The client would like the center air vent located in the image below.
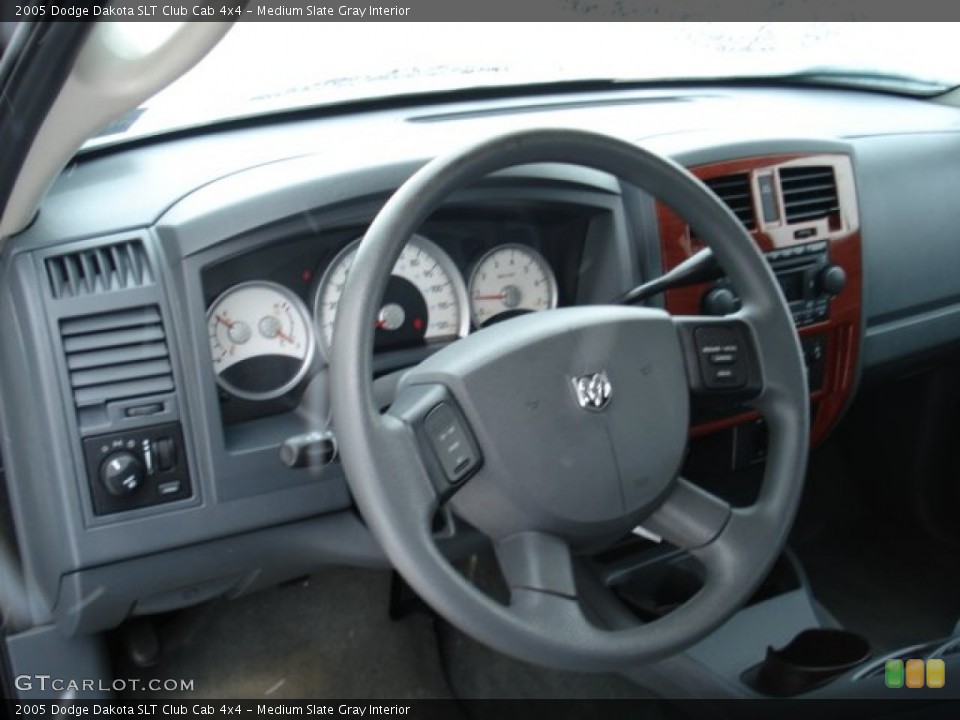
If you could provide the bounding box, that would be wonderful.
[703,173,756,231]
[779,166,840,224]
[60,306,174,411]
[46,240,153,299]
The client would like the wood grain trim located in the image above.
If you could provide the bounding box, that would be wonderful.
[660,154,862,446]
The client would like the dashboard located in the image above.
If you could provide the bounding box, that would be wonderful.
[2,84,960,636]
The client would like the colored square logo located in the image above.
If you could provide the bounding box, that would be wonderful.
[885,659,904,688]
[906,658,925,688]
[927,659,945,689]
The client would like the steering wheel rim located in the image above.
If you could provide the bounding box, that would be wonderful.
[329,128,809,672]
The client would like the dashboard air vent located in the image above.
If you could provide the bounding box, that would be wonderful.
[703,174,756,231]
[46,240,153,299]
[60,306,174,409]
[779,166,839,224]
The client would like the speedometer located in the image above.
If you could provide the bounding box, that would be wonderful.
[314,235,468,359]
[207,281,315,401]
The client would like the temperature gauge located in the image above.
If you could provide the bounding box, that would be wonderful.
[207,281,316,401]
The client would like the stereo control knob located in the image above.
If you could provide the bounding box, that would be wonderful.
[818,264,847,296]
[701,286,740,316]
[100,451,144,497]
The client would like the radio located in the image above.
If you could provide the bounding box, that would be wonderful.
[702,241,846,327]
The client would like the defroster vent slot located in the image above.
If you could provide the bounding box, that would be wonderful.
[60,306,174,411]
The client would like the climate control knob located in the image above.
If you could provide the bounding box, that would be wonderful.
[701,286,741,316]
[100,451,144,497]
[818,264,847,296]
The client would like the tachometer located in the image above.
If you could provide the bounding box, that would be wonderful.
[468,244,557,327]
[314,235,468,358]
[208,281,315,400]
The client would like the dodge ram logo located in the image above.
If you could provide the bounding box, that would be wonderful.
[573,371,612,411]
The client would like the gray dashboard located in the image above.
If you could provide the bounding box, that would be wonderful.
[1,84,959,635]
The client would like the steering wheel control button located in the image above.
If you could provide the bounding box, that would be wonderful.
[708,353,736,365]
[100,452,144,497]
[694,326,748,390]
[424,403,478,484]
[83,423,192,515]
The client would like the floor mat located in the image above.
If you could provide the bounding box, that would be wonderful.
[116,567,454,699]
[437,621,660,702]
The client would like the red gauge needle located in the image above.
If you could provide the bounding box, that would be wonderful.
[277,329,294,344]
[375,320,387,329]
[215,314,235,328]
[474,294,506,301]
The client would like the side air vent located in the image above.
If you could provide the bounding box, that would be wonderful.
[779,166,840,224]
[46,240,153,299]
[703,174,756,231]
[60,306,174,410]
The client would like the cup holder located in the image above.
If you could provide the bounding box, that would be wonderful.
[743,628,871,697]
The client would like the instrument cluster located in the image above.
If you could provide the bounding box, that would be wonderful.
[204,224,573,409]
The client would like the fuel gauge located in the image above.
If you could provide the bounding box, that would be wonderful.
[207,281,316,401]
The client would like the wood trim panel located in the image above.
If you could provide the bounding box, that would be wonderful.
[659,154,862,446]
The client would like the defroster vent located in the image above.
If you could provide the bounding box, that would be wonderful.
[780,166,840,224]
[704,173,756,231]
[60,306,174,410]
[46,240,153,299]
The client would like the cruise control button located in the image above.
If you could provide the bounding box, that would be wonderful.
[709,366,746,386]
[424,403,477,484]
[694,326,749,390]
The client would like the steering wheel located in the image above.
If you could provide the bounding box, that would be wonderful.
[329,128,809,671]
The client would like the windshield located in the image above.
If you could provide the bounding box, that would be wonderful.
[88,21,960,148]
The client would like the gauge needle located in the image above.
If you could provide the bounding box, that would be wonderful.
[375,319,386,329]
[215,314,235,328]
[474,294,506,301]
[277,329,294,344]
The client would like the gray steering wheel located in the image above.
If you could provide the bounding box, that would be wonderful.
[329,128,809,671]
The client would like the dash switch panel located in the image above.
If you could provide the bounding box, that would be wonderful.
[83,422,191,516]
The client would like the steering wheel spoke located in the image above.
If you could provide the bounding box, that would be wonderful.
[640,477,732,550]
[495,530,577,598]
[494,531,607,644]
